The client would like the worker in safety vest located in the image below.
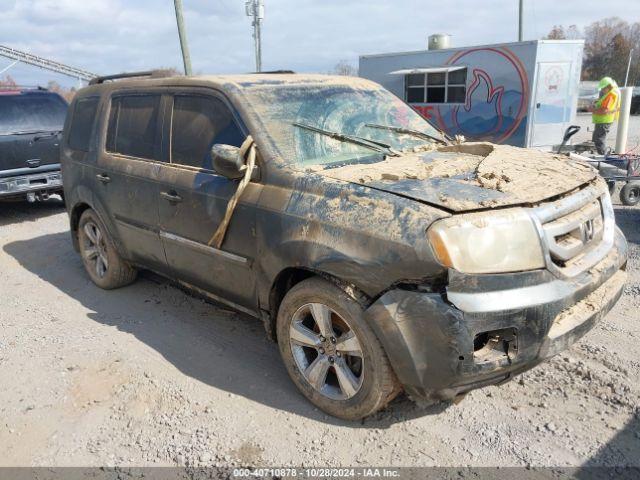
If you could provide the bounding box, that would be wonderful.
[591,77,621,155]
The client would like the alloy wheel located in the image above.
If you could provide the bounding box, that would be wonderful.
[289,303,364,400]
[82,221,109,278]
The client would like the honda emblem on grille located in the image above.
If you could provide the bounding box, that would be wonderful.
[581,219,595,243]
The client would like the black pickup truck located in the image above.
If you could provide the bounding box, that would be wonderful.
[0,87,68,201]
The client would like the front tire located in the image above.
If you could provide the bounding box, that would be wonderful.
[276,277,400,420]
[78,209,137,289]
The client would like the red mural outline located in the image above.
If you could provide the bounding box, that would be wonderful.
[444,46,529,143]
[451,68,505,138]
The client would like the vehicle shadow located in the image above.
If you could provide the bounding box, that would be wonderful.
[3,231,450,427]
[614,206,640,246]
[0,197,65,227]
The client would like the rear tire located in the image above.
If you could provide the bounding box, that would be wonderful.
[78,209,137,289]
[620,183,640,206]
[276,277,400,420]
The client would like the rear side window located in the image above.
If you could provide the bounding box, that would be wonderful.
[106,95,160,160]
[170,95,244,169]
[0,93,67,135]
[68,97,99,151]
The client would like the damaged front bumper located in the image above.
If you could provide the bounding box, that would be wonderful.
[365,228,628,402]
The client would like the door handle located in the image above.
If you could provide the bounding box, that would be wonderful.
[96,173,111,183]
[160,191,183,203]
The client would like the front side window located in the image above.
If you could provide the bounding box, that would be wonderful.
[68,97,99,151]
[170,95,244,169]
[405,68,467,104]
[106,95,160,160]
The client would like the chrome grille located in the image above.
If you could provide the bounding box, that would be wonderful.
[531,183,614,277]
[543,200,603,262]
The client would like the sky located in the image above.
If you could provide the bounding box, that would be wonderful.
[2,0,640,88]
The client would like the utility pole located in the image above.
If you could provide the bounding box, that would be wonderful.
[245,0,264,72]
[518,0,524,42]
[173,0,193,76]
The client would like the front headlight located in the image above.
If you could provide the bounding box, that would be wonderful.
[427,209,545,274]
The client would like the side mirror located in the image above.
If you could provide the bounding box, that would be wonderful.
[211,144,246,179]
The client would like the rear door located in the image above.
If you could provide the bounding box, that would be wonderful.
[157,91,261,311]
[0,92,67,174]
[94,92,168,273]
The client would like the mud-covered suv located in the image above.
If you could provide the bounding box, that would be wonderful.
[0,87,67,201]
[61,73,627,420]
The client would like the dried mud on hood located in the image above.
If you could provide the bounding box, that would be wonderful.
[316,142,597,212]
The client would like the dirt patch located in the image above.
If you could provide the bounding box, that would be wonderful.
[321,152,481,184]
[317,142,598,211]
[0,200,639,469]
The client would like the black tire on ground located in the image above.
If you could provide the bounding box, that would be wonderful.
[620,183,640,206]
[607,181,616,196]
[276,277,400,420]
[78,209,137,289]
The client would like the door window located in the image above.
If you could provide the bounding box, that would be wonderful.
[68,97,100,151]
[106,95,161,160]
[170,95,244,169]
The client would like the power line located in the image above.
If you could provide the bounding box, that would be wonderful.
[0,45,97,81]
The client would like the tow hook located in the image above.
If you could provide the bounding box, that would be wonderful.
[499,329,518,364]
[474,328,518,364]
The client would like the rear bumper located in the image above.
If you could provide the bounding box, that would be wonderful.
[365,228,628,401]
[0,168,63,199]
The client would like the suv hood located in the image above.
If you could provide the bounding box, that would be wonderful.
[316,143,597,212]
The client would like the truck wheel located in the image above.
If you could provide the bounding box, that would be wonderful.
[78,209,137,289]
[276,277,400,420]
[620,183,640,206]
[607,181,616,196]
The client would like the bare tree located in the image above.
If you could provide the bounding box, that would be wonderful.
[0,75,17,87]
[46,80,76,102]
[546,25,567,39]
[583,17,638,85]
[331,60,357,76]
[151,67,182,78]
[544,18,639,86]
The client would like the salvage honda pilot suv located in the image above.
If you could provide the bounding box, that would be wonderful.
[61,72,627,420]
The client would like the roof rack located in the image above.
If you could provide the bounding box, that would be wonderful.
[253,70,295,74]
[89,70,162,85]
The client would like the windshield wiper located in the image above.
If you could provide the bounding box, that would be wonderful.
[365,123,450,145]
[9,129,62,136]
[293,122,399,156]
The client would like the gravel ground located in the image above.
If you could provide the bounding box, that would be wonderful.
[572,113,640,153]
[0,197,638,469]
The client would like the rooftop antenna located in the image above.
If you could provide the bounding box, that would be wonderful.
[245,0,264,72]
[173,0,193,75]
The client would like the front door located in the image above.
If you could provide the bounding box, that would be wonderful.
[157,92,261,312]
